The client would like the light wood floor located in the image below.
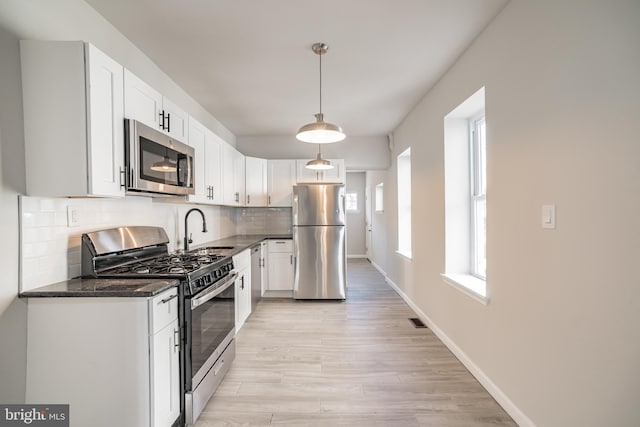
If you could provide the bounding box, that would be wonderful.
[195,259,516,426]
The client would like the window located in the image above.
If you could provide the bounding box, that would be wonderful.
[397,148,411,259]
[471,116,486,279]
[345,192,358,212]
[375,183,384,212]
[443,87,487,303]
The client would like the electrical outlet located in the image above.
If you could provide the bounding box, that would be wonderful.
[67,205,79,227]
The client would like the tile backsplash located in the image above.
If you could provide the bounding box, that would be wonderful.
[235,207,292,235]
[19,196,290,291]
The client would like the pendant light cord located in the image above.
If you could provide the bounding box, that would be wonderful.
[318,50,323,115]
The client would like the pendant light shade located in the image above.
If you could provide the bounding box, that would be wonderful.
[297,113,345,144]
[296,43,345,144]
[150,155,177,172]
[306,144,334,170]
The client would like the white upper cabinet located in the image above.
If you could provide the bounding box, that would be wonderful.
[245,157,268,207]
[186,117,208,203]
[267,160,296,207]
[187,117,223,205]
[221,143,245,206]
[20,41,125,197]
[124,70,188,143]
[205,131,224,205]
[296,159,345,183]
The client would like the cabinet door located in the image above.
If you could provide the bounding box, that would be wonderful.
[234,149,246,206]
[162,97,189,143]
[296,159,345,183]
[221,143,236,205]
[235,269,251,331]
[295,159,319,183]
[86,44,125,197]
[222,144,245,206]
[319,159,345,183]
[267,252,294,291]
[205,131,223,204]
[267,160,296,207]
[187,117,208,203]
[245,157,267,207]
[150,319,180,427]
[124,69,163,130]
[260,242,268,296]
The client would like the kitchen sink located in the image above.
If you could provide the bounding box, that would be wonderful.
[190,246,236,256]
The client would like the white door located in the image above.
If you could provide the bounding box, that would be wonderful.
[161,97,188,143]
[205,131,223,204]
[267,160,296,207]
[245,157,267,206]
[233,149,246,206]
[124,69,162,129]
[86,44,125,197]
[221,143,236,205]
[187,117,208,203]
[267,252,294,291]
[365,179,372,260]
[150,320,180,427]
[235,269,251,331]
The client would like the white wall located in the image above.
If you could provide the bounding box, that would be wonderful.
[19,197,238,292]
[236,135,390,171]
[0,0,237,403]
[370,0,640,426]
[345,172,366,257]
[0,23,27,404]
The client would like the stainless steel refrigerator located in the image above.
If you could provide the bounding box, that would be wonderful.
[292,183,346,299]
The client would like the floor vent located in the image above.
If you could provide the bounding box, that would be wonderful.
[409,318,427,328]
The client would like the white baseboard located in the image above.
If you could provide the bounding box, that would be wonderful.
[370,260,385,277]
[380,271,534,427]
[347,254,367,259]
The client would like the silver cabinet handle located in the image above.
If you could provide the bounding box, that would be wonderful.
[268,195,271,205]
[173,329,180,352]
[247,194,250,204]
[161,293,178,304]
[119,167,126,188]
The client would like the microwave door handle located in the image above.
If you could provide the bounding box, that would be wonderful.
[191,272,237,309]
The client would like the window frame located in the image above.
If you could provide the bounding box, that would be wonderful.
[470,115,486,280]
[397,148,412,259]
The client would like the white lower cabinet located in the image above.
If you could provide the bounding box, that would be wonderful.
[233,249,252,331]
[25,288,180,427]
[265,239,294,293]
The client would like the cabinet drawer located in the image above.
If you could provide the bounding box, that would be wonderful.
[150,287,179,334]
[268,239,292,253]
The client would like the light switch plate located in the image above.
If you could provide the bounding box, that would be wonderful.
[542,204,556,229]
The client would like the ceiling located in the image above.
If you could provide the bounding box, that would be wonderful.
[85,0,508,138]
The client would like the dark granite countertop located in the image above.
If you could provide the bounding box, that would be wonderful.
[19,278,179,298]
[20,234,291,299]
[190,234,292,257]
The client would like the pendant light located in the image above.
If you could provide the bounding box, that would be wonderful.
[306,144,334,170]
[296,43,345,144]
[150,150,177,172]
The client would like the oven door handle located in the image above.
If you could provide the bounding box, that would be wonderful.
[191,272,237,310]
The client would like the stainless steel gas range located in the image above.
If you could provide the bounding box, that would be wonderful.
[81,226,236,426]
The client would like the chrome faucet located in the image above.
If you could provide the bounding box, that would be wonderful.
[184,208,207,252]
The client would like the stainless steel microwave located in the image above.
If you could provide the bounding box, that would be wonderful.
[125,119,195,196]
